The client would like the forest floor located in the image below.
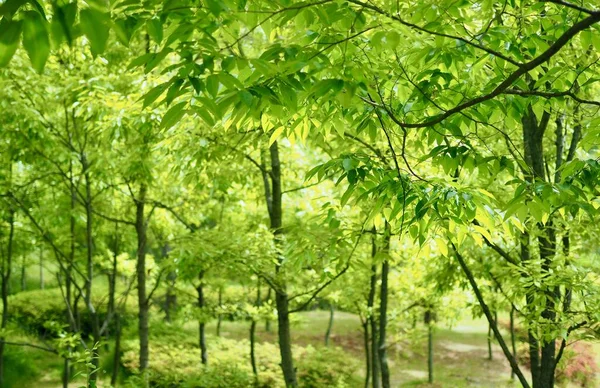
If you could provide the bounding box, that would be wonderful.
[13,310,599,387]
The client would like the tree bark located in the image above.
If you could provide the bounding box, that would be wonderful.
[216,285,223,336]
[20,257,26,291]
[197,271,208,365]
[268,141,297,387]
[510,306,516,380]
[325,303,334,346]
[135,183,149,376]
[0,206,15,387]
[368,230,380,388]
[111,312,121,387]
[250,282,261,377]
[83,157,101,385]
[362,318,371,388]
[488,322,493,360]
[39,247,44,290]
[425,310,434,384]
[378,225,391,388]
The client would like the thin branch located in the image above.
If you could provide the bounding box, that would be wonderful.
[541,0,598,15]
[2,341,58,354]
[504,88,600,107]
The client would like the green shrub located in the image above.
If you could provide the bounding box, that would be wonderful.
[8,286,137,338]
[121,327,360,388]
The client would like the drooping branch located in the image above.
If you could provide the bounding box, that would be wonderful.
[451,244,530,388]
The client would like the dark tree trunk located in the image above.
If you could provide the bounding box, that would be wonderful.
[488,323,493,360]
[265,287,272,332]
[82,157,101,386]
[368,230,380,388]
[135,183,149,375]
[510,306,516,380]
[165,271,177,323]
[216,285,223,336]
[39,247,44,290]
[250,282,261,377]
[0,207,15,387]
[325,303,334,346]
[362,318,371,388]
[267,141,297,387]
[197,271,208,365]
[111,312,121,387]
[522,106,559,388]
[378,226,391,388]
[425,311,433,384]
[20,258,26,291]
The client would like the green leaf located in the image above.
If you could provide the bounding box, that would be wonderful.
[142,82,170,108]
[0,18,23,67]
[146,18,163,44]
[80,8,109,56]
[161,102,187,129]
[22,11,50,73]
[269,126,284,145]
[206,75,219,98]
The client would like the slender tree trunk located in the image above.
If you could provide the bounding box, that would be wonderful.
[0,207,15,387]
[267,141,297,387]
[362,318,371,388]
[20,258,26,291]
[510,306,516,380]
[265,287,272,332]
[197,271,208,365]
[250,282,261,377]
[83,157,101,386]
[378,225,391,388]
[368,230,380,388]
[165,271,177,323]
[111,312,121,387]
[135,183,149,376]
[216,285,223,336]
[325,303,334,346]
[488,323,493,360]
[426,312,433,384]
[39,247,44,290]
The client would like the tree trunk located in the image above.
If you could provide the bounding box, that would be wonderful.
[265,287,272,332]
[165,271,177,323]
[488,323,493,360]
[368,231,380,388]
[378,226,391,388]
[197,271,208,365]
[250,283,260,377]
[250,319,258,375]
[522,106,559,388]
[135,183,149,376]
[0,207,15,387]
[267,141,297,387]
[510,306,516,380]
[39,247,44,290]
[20,258,26,291]
[325,303,334,346]
[216,285,223,336]
[362,319,371,388]
[111,312,121,387]
[83,157,101,386]
[427,313,433,384]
